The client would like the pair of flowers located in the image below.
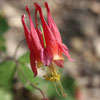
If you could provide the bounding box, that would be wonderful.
[21,2,73,77]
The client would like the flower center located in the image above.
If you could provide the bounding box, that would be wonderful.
[44,63,61,82]
[44,72,61,82]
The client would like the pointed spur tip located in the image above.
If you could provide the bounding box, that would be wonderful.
[21,15,26,20]
[44,2,49,10]
[26,6,30,14]
[44,2,48,7]
[34,2,41,9]
[34,2,38,6]
[70,58,75,62]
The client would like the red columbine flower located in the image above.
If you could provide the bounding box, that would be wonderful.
[22,2,74,97]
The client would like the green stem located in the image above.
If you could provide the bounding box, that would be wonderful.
[13,39,25,59]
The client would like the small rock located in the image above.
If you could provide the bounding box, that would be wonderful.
[90,2,100,15]
[92,75,100,88]
[93,37,100,58]
[71,37,84,52]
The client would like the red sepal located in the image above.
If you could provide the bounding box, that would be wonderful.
[21,15,32,51]
[26,6,42,54]
[54,60,64,67]
[30,51,37,76]
[59,43,74,61]
[45,2,62,43]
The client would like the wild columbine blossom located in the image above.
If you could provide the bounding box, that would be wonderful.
[21,2,73,97]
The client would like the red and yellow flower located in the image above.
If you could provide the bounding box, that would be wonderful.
[21,2,73,97]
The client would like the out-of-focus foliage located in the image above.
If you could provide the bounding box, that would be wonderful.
[0,13,8,52]
[0,60,16,88]
[0,60,16,100]
[0,13,9,35]
[62,76,76,98]
[0,88,13,100]
[0,36,6,52]
[19,52,30,64]
[18,63,35,92]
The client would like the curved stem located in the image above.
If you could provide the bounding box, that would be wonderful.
[13,39,25,59]
[30,81,46,99]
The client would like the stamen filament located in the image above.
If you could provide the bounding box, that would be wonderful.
[58,80,67,97]
[54,82,62,97]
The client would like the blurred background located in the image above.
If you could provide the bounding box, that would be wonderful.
[0,0,100,100]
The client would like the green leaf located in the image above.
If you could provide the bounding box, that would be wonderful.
[19,52,30,64]
[46,82,57,97]
[0,36,6,52]
[0,13,9,35]
[59,96,74,100]
[18,63,44,91]
[0,60,16,88]
[62,75,76,98]
[0,88,13,100]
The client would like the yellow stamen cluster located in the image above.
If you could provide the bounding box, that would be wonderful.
[44,63,61,82]
[44,72,61,82]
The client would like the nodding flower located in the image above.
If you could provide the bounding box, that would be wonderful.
[21,2,74,97]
